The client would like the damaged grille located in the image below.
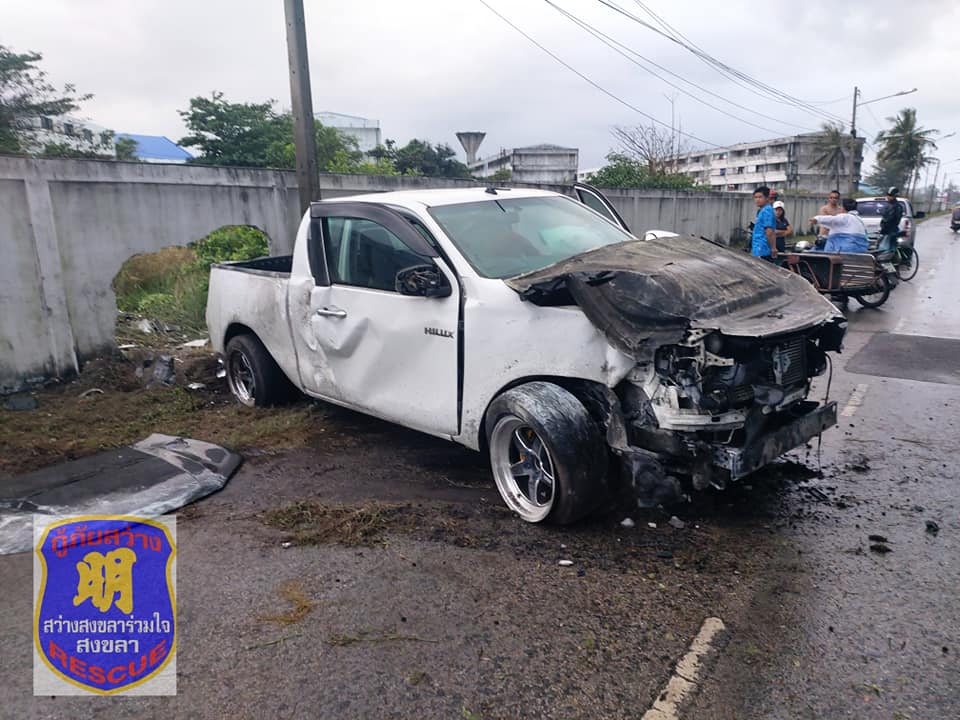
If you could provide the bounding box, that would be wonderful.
[770,335,806,387]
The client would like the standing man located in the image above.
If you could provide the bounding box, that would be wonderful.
[816,189,842,244]
[878,187,904,252]
[751,186,778,261]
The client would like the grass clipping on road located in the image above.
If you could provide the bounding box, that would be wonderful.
[263,500,413,547]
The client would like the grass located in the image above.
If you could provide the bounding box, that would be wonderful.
[262,500,414,547]
[258,581,315,626]
[112,225,269,335]
[0,356,324,477]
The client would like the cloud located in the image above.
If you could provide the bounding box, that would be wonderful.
[3,0,957,170]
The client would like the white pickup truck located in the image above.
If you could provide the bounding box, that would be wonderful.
[207,184,846,523]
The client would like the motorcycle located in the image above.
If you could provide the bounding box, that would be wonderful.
[951,206,960,233]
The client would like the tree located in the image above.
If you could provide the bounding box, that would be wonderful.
[115,136,139,161]
[326,149,399,175]
[178,92,361,170]
[590,152,696,190]
[0,44,91,154]
[810,123,848,191]
[872,108,937,195]
[612,122,690,174]
[371,138,470,178]
[489,168,512,182]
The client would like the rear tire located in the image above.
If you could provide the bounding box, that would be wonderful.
[896,246,919,281]
[853,274,891,308]
[485,382,607,524]
[224,334,291,407]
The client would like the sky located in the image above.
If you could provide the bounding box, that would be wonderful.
[3,0,959,184]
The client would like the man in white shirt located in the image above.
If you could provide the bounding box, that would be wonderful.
[808,199,868,253]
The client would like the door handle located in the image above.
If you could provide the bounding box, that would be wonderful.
[315,307,347,319]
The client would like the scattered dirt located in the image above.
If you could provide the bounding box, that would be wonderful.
[0,349,324,479]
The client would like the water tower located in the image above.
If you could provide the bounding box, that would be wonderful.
[456,132,486,165]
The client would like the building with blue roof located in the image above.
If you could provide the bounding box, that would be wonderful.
[114,134,195,164]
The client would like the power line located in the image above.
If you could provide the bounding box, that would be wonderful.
[598,0,846,125]
[544,0,817,135]
[475,0,720,147]
[629,0,846,121]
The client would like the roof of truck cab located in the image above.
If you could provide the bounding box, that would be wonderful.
[320,187,562,209]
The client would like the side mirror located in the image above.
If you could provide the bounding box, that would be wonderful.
[395,264,452,298]
[913,210,926,219]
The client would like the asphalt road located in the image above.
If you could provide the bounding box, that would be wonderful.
[688,213,960,719]
[1,215,957,719]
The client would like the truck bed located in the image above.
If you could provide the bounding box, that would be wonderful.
[205,257,299,385]
[216,255,292,276]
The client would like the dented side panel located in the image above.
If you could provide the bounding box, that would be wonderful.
[455,277,637,451]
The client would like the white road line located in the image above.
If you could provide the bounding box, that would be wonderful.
[641,617,727,720]
[840,383,870,417]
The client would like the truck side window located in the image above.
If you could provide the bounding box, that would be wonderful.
[323,217,432,292]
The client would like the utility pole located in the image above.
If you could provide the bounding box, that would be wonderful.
[847,86,859,197]
[284,0,319,213]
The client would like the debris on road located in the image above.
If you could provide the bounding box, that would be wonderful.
[136,318,155,334]
[620,518,636,528]
[187,382,206,391]
[868,534,889,543]
[648,522,658,529]
[925,520,940,535]
[78,388,104,399]
[669,515,686,529]
[847,455,870,472]
[558,559,574,567]
[182,338,209,348]
[869,543,893,554]
[0,434,242,555]
[3,394,37,411]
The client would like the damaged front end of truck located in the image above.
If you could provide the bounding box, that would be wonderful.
[507,236,847,506]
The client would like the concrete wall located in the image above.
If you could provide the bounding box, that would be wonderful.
[0,155,825,392]
[601,188,826,246]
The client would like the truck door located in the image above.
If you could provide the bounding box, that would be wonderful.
[573,183,631,232]
[297,202,460,438]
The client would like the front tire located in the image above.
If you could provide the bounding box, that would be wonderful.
[485,382,607,524]
[224,334,290,407]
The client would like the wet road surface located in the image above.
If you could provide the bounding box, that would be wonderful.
[0,216,957,719]
[687,213,960,719]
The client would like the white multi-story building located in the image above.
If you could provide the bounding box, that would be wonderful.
[315,111,382,154]
[469,144,579,185]
[675,132,865,194]
[18,115,116,156]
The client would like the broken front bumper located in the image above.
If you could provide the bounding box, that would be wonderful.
[713,401,837,480]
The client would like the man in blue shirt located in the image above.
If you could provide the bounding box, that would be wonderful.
[751,186,777,261]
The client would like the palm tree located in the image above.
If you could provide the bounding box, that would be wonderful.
[874,108,937,194]
[811,123,848,191]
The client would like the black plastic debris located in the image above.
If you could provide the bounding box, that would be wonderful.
[0,434,242,555]
[3,394,38,411]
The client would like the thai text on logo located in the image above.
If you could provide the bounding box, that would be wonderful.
[34,516,176,695]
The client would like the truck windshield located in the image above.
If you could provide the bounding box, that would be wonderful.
[428,195,633,278]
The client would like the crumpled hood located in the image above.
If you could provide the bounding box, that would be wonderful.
[505,237,842,361]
